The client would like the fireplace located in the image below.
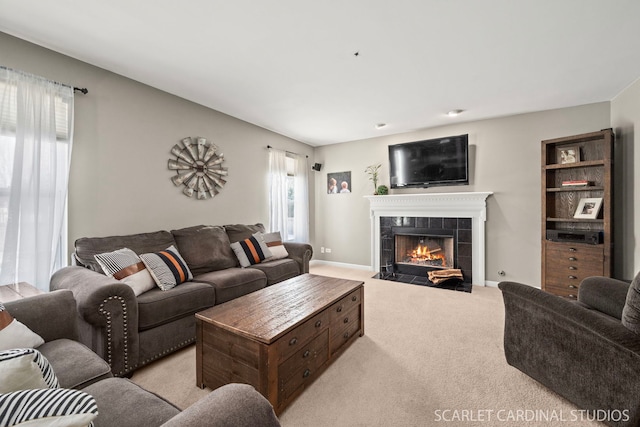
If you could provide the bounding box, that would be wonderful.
[365,193,493,286]
[394,231,454,271]
[384,220,469,281]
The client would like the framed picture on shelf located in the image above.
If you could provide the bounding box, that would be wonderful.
[556,146,580,164]
[574,197,603,219]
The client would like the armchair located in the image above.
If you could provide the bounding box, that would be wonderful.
[499,275,640,427]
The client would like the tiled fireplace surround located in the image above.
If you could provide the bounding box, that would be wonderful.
[365,192,493,286]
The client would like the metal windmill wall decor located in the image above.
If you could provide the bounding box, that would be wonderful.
[168,137,227,199]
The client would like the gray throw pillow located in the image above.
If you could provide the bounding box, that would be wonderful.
[170,225,237,275]
[621,271,640,334]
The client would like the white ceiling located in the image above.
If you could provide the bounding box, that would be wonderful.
[1,1,640,146]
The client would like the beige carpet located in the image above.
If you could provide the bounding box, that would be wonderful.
[131,264,603,426]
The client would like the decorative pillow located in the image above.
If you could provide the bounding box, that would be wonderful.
[622,271,640,334]
[94,248,156,296]
[0,388,98,427]
[0,348,59,393]
[230,232,273,267]
[140,245,193,291]
[170,225,237,274]
[0,303,44,351]
[262,231,289,261]
[224,223,266,243]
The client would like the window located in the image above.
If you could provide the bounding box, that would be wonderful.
[0,68,74,290]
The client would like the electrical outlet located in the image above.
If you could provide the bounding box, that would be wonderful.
[320,247,325,253]
[325,248,332,253]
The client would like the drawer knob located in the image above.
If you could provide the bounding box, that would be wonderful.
[569,247,577,252]
[568,285,577,289]
[303,350,310,358]
[568,294,577,299]
[289,337,297,346]
[336,306,343,313]
[568,257,577,261]
[568,275,577,280]
[303,369,311,378]
[343,332,349,339]
[351,296,357,302]
[568,266,576,270]
[344,317,349,324]
[315,320,322,328]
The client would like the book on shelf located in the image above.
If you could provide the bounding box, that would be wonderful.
[561,180,591,187]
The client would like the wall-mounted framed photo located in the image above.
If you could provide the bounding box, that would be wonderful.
[556,146,580,164]
[327,171,351,194]
[574,197,603,219]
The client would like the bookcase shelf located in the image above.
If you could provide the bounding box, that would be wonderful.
[541,129,613,299]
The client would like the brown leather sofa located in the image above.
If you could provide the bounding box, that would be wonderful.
[50,223,312,376]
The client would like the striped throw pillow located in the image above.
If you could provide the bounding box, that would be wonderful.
[0,388,98,427]
[0,348,59,393]
[140,245,193,291]
[230,232,273,267]
[94,248,156,296]
[262,231,289,261]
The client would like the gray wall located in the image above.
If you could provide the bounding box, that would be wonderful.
[3,31,638,284]
[313,103,613,285]
[611,77,640,279]
[0,32,315,259]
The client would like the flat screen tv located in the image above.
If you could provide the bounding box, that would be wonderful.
[389,134,469,188]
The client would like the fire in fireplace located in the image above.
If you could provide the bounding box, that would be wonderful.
[395,234,454,270]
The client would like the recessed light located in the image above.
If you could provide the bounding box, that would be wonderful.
[375,123,387,129]
[447,109,464,117]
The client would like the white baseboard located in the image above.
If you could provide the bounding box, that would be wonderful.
[485,280,500,288]
[310,260,373,271]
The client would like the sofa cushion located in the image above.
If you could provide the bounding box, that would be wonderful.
[75,231,177,272]
[622,271,640,334]
[230,232,273,267]
[193,268,266,304]
[249,259,300,286]
[140,245,193,291]
[0,388,98,427]
[171,225,237,274]
[94,247,156,296]
[83,378,179,427]
[38,339,112,389]
[224,223,266,244]
[137,282,215,331]
[0,348,59,393]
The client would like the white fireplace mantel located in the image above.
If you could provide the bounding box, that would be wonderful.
[364,192,493,286]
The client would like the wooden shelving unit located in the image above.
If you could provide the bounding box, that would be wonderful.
[541,129,613,299]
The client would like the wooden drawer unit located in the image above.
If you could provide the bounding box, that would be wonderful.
[543,241,604,299]
[196,274,364,415]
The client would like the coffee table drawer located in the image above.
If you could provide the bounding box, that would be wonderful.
[330,305,361,355]
[275,310,328,363]
[329,288,361,322]
[278,330,329,403]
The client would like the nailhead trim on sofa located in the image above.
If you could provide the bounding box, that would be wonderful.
[98,295,129,376]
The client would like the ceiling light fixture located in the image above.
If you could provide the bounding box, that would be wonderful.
[375,123,387,129]
[447,109,464,117]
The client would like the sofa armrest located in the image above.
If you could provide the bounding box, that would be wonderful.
[499,281,640,424]
[5,290,78,342]
[283,242,313,274]
[578,276,631,320]
[50,266,139,377]
[160,384,281,427]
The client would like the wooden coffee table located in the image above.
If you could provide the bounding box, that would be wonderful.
[195,273,364,414]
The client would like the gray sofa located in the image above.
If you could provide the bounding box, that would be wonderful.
[499,275,640,427]
[50,223,312,376]
[4,290,281,427]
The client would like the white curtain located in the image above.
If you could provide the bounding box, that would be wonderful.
[268,148,288,238]
[291,153,309,242]
[268,148,309,242]
[0,68,74,291]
